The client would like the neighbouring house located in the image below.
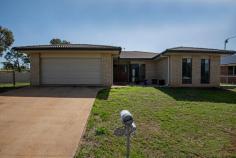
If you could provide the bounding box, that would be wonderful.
[220,54,236,84]
[13,44,236,87]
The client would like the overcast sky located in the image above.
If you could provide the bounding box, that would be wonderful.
[1,0,236,66]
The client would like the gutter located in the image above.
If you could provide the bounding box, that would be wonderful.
[13,47,122,51]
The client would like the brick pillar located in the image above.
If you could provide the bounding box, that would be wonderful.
[30,53,40,86]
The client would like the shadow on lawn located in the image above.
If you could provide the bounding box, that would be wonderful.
[0,86,28,94]
[156,87,236,104]
[221,85,236,91]
[96,88,111,100]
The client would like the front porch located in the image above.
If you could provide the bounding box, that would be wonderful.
[113,59,167,85]
[113,62,145,84]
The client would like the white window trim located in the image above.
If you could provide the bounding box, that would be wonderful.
[228,66,236,76]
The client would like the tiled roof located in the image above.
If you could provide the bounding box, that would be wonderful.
[13,44,122,51]
[164,47,236,54]
[13,45,236,60]
[221,54,236,65]
[120,51,158,59]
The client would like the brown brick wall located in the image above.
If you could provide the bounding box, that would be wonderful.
[220,65,236,84]
[220,77,227,83]
[221,76,236,84]
[228,77,236,84]
[220,66,228,76]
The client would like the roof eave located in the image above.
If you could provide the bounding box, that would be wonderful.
[152,49,236,60]
[119,58,154,60]
[165,49,236,55]
[12,47,122,55]
[13,47,121,51]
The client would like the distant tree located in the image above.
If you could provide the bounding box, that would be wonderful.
[2,49,29,72]
[61,40,70,44]
[50,38,70,44]
[50,38,62,44]
[0,26,14,55]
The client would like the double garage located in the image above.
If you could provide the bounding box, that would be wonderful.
[14,45,121,86]
[41,57,102,85]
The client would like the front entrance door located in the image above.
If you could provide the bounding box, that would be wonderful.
[113,64,129,83]
[131,64,139,83]
[114,63,146,84]
[130,64,145,83]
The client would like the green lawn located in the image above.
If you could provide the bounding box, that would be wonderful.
[0,82,29,93]
[77,86,236,158]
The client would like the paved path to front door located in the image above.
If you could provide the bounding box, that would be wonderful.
[0,87,100,158]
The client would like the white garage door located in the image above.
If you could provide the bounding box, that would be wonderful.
[41,57,102,85]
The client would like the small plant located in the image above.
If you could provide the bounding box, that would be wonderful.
[95,127,107,136]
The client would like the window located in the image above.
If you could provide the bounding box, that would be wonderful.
[234,67,236,75]
[130,64,146,83]
[228,66,236,76]
[201,59,210,84]
[139,64,146,81]
[182,58,192,84]
[228,66,234,75]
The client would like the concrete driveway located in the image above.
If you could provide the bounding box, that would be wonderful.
[0,87,100,158]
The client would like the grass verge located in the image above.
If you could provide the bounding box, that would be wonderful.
[0,82,30,93]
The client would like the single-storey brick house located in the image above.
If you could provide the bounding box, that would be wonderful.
[13,44,236,87]
[221,54,236,84]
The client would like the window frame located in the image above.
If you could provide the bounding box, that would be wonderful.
[228,66,234,75]
[182,58,192,84]
[201,59,210,84]
[234,66,236,75]
[228,66,236,76]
